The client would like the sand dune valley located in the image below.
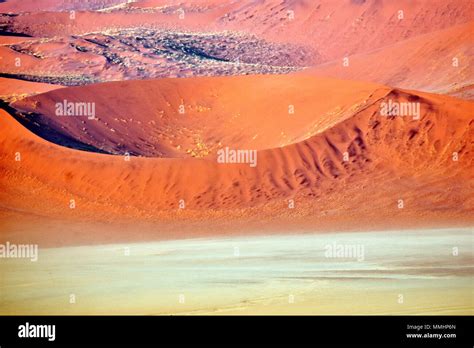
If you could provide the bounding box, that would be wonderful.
[0,0,473,315]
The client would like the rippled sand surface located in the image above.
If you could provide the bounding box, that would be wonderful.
[1,228,472,315]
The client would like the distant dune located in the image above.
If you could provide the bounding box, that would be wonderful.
[1,75,473,246]
[305,22,474,99]
[1,0,473,87]
[3,0,473,57]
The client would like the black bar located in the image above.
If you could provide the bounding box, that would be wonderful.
[0,316,472,346]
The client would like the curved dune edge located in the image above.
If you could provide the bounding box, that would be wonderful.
[10,75,386,157]
[1,76,473,246]
[0,77,63,101]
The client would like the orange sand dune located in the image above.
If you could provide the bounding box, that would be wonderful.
[305,22,474,98]
[0,77,62,101]
[131,0,474,54]
[1,75,473,246]
[0,36,37,45]
[202,0,474,62]
[11,75,382,157]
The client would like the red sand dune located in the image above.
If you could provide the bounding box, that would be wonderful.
[11,75,382,157]
[204,0,474,62]
[1,75,473,246]
[305,22,474,98]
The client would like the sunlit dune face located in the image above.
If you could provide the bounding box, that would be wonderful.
[10,75,384,158]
